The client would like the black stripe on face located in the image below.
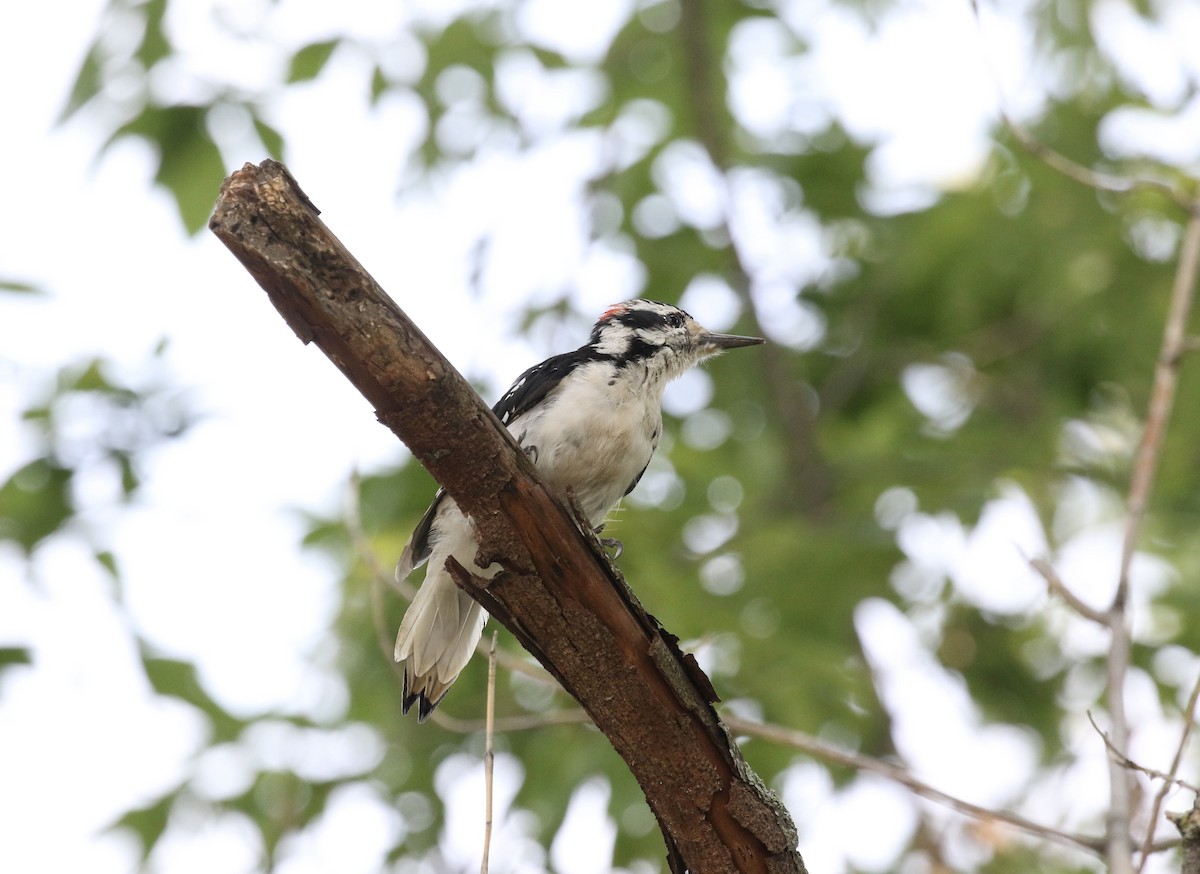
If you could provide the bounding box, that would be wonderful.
[613,307,667,332]
[591,305,658,344]
[588,302,691,354]
[620,336,657,364]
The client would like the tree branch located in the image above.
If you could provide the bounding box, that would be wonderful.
[1116,193,1200,608]
[482,631,497,874]
[1087,711,1200,795]
[209,159,805,874]
[1138,671,1200,873]
[966,0,1192,213]
[1028,556,1107,625]
[1001,114,1189,211]
[1169,795,1200,874]
[724,715,1108,856]
[1106,190,1200,874]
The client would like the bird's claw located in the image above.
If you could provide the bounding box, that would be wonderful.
[599,537,624,559]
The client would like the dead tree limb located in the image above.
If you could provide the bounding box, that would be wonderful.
[209,160,805,874]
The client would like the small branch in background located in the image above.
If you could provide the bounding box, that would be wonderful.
[1002,115,1187,209]
[1116,194,1200,607]
[1105,191,1200,874]
[1029,557,1107,625]
[724,714,1109,856]
[404,680,1185,862]
[966,0,1190,212]
[433,707,592,735]
[1138,672,1200,873]
[481,631,497,874]
[1087,711,1200,795]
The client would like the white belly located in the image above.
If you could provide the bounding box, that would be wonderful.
[509,367,661,527]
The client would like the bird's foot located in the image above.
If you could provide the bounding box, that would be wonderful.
[599,537,624,559]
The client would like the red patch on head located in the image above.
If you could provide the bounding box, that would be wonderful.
[599,302,628,322]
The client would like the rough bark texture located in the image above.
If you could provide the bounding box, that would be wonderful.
[1170,795,1200,874]
[209,160,806,874]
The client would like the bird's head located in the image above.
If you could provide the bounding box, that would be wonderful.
[589,299,764,381]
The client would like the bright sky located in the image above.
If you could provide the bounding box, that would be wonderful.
[1,0,1198,872]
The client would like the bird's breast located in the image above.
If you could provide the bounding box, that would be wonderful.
[510,369,661,526]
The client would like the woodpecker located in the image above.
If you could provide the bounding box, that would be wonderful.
[393,298,764,720]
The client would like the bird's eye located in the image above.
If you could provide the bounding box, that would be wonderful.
[666,313,684,328]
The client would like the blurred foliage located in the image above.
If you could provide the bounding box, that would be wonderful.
[0,278,43,295]
[0,348,192,554]
[13,0,1198,871]
[0,647,32,674]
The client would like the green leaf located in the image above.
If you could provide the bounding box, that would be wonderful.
[64,358,112,393]
[113,794,175,860]
[141,653,246,743]
[253,117,284,160]
[116,452,140,496]
[0,460,73,554]
[58,43,105,123]
[135,0,171,69]
[370,65,388,105]
[112,105,226,234]
[0,647,32,672]
[95,550,119,578]
[154,111,227,234]
[287,40,339,83]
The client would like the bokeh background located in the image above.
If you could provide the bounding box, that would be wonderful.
[3,0,1200,871]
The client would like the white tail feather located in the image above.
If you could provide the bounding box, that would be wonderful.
[394,561,488,716]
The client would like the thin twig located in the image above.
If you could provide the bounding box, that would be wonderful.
[1116,194,1200,608]
[1087,711,1200,795]
[444,703,1185,860]
[724,714,1108,855]
[1003,116,1187,209]
[1137,671,1200,873]
[427,688,1187,862]
[913,17,1198,870]
[432,707,592,734]
[1029,556,1107,625]
[1105,192,1200,873]
[966,0,1191,212]
[481,631,497,874]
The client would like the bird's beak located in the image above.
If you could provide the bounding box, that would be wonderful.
[701,331,766,351]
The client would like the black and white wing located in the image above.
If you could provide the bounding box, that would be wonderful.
[491,350,592,426]
[397,349,592,578]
